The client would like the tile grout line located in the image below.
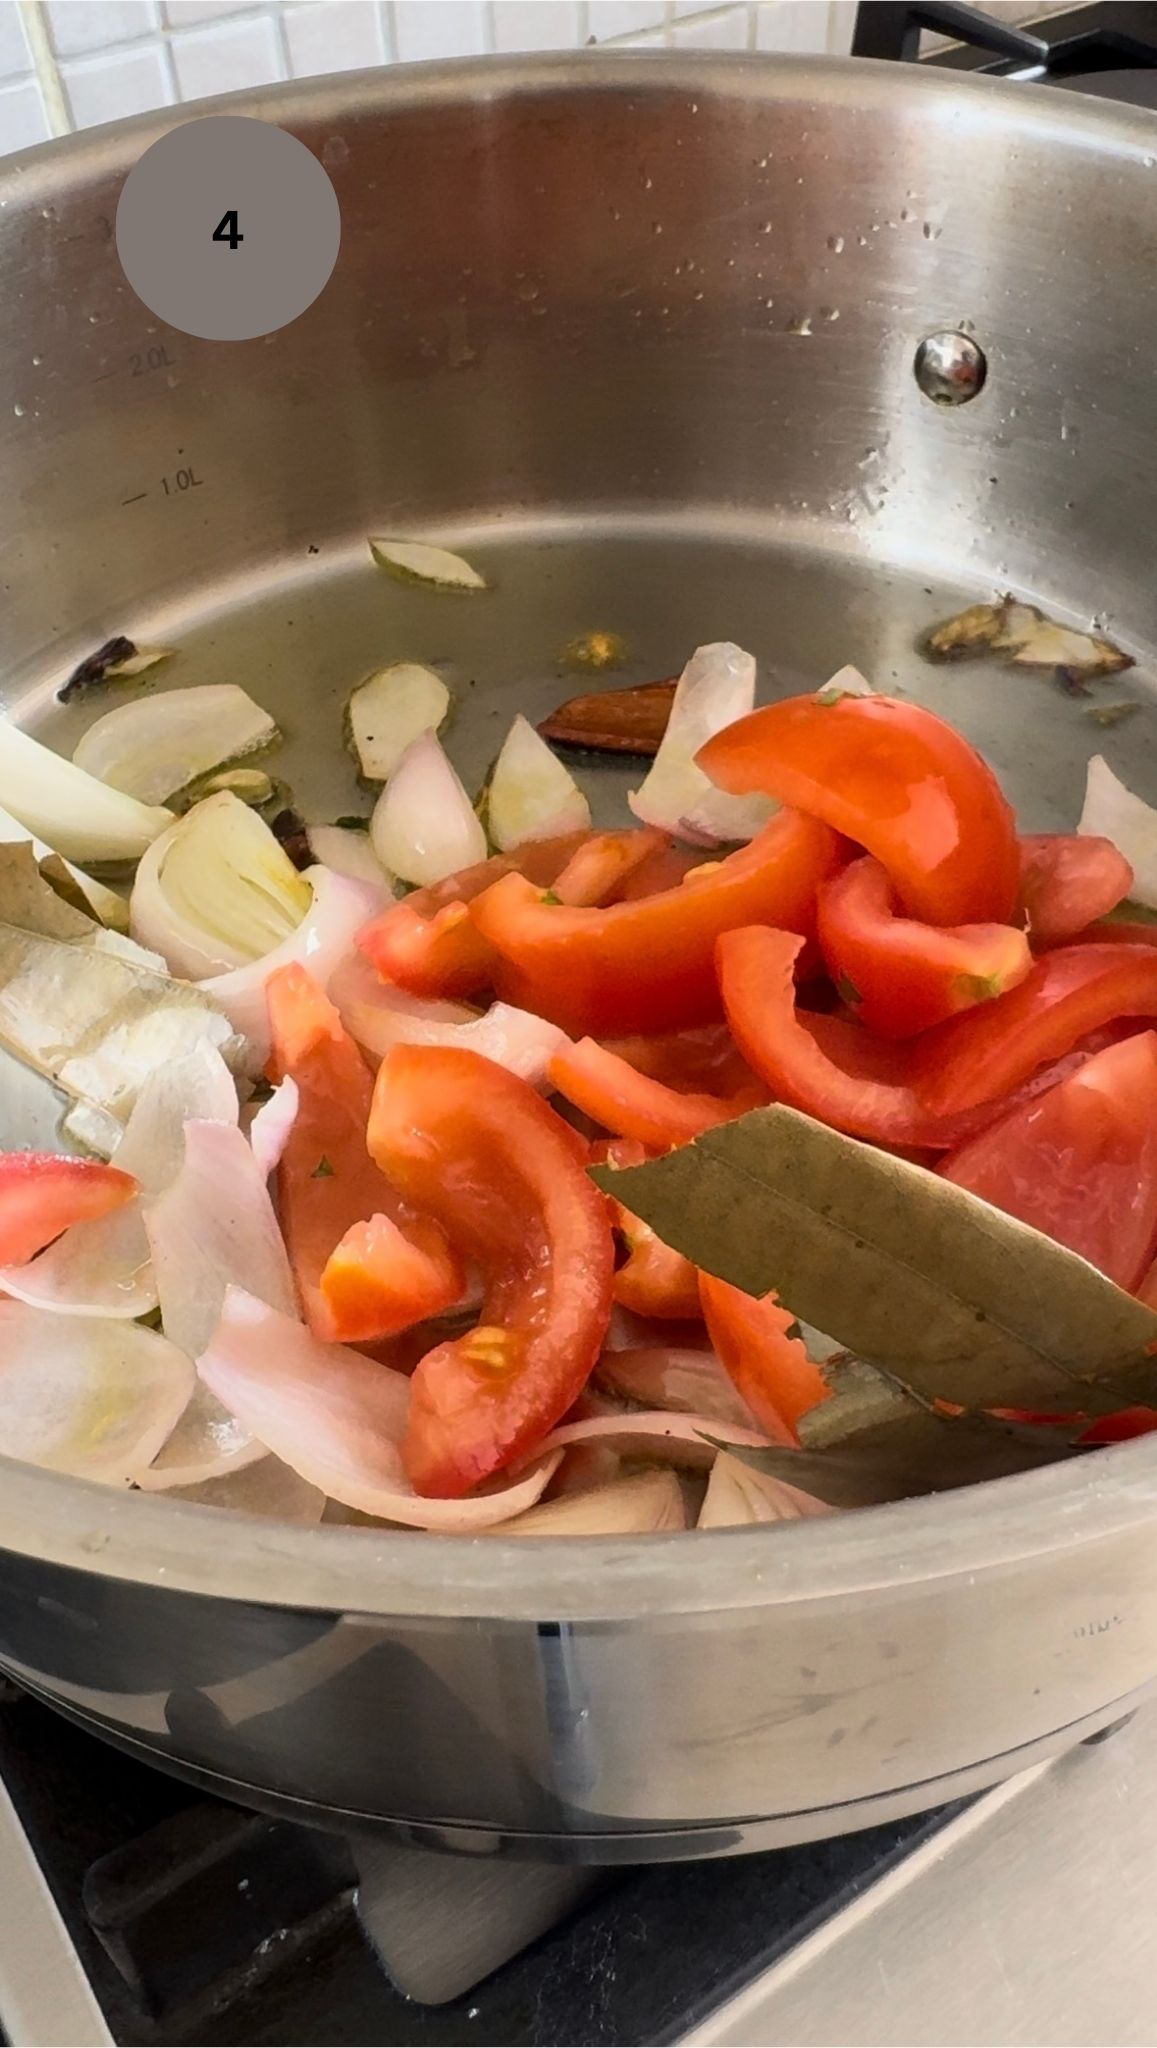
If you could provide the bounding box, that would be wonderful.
[17,0,71,135]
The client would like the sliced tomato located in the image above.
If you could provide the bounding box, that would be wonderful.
[698,692,1019,925]
[551,827,667,907]
[0,1153,135,1268]
[470,810,842,1035]
[595,1137,703,1320]
[817,854,1032,1039]
[1019,834,1133,948]
[940,1031,1157,1290]
[600,1021,755,1096]
[1068,919,1157,949]
[716,925,948,1144]
[698,1273,829,1440]
[356,832,592,1000]
[368,1044,615,1496]
[550,1036,764,1148]
[266,963,463,1342]
[613,838,705,900]
[914,942,1157,1117]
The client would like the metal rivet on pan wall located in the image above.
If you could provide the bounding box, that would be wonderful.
[913,330,988,404]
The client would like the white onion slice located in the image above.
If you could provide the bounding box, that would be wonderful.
[537,1410,774,1470]
[368,538,487,592]
[629,643,775,845]
[486,714,591,852]
[347,664,451,783]
[595,1347,757,1430]
[0,720,172,863]
[196,1288,560,1527]
[200,865,382,1065]
[0,802,126,930]
[138,1120,297,1489]
[168,1455,325,1525]
[370,730,486,887]
[130,793,312,980]
[72,686,279,806]
[248,1076,299,1181]
[306,825,393,893]
[814,663,875,704]
[698,1450,833,1528]
[1079,755,1157,909]
[489,1469,686,1537]
[0,1043,238,1318]
[0,1303,193,1484]
[330,953,568,1089]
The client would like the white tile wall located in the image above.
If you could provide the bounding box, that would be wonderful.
[0,0,1077,156]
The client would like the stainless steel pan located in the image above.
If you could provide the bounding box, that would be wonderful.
[2,52,1157,1860]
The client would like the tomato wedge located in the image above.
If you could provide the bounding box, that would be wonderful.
[550,1037,763,1148]
[550,827,668,907]
[368,1045,615,1496]
[1069,919,1157,950]
[470,811,842,1035]
[596,1138,703,1320]
[1019,834,1133,948]
[0,1153,135,1267]
[600,1021,755,1096]
[914,942,1157,1117]
[716,925,947,1144]
[940,1031,1157,1290]
[356,832,592,1000]
[266,964,463,1341]
[817,854,1032,1038]
[698,692,1020,925]
[698,1273,829,1440]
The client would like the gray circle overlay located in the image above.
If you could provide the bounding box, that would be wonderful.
[116,115,340,342]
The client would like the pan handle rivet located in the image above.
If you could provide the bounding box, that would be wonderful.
[914,330,987,405]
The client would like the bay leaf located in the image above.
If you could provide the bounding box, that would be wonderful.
[591,1105,1157,1417]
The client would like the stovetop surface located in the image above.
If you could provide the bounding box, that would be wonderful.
[0,1690,962,2047]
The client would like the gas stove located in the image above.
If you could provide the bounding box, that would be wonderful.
[6,8,1157,2045]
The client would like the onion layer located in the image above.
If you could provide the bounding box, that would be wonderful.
[629,643,775,844]
[0,1302,193,1484]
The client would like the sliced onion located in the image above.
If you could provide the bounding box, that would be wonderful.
[368,537,487,592]
[330,953,569,1089]
[0,720,173,864]
[72,686,279,806]
[306,824,393,893]
[346,664,451,783]
[139,1120,297,1488]
[0,1302,193,1484]
[201,865,381,1065]
[370,730,487,888]
[196,1288,560,1527]
[486,714,591,851]
[0,802,126,930]
[168,1454,325,1525]
[698,1450,833,1528]
[629,643,775,845]
[130,793,312,979]
[595,1347,757,1430]
[1079,755,1157,909]
[489,1469,686,1536]
[0,1043,238,1318]
[248,1076,299,1181]
[537,1410,773,1471]
[815,664,874,704]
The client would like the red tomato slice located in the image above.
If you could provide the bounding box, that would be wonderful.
[1068,919,1157,949]
[550,1036,763,1148]
[550,827,668,907]
[600,1021,756,1096]
[940,1031,1157,1290]
[470,810,842,1036]
[368,1045,615,1497]
[595,1137,703,1320]
[716,925,949,1144]
[698,1273,829,1440]
[267,964,463,1342]
[914,942,1157,1117]
[698,692,1020,925]
[1019,834,1133,948]
[356,832,593,999]
[817,854,1032,1038]
[0,1153,135,1268]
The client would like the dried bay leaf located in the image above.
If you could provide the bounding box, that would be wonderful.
[591,1105,1157,1419]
